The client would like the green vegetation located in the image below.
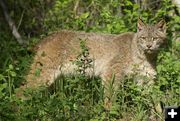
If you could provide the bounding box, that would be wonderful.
[0,0,179,120]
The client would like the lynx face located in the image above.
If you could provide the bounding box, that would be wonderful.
[136,19,166,54]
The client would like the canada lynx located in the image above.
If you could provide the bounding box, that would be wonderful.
[17,18,166,100]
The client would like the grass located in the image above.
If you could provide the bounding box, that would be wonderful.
[0,37,179,121]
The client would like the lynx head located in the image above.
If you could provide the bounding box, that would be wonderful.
[136,18,166,55]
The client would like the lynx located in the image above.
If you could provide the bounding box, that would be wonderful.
[17,18,166,103]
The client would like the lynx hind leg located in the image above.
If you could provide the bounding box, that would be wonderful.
[101,70,122,110]
[16,63,54,98]
[26,65,56,88]
[16,54,60,98]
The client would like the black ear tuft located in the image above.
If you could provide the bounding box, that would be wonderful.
[156,19,166,33]
[137,17,146,32]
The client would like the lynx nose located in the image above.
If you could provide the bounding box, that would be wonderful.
[147,44,152,48]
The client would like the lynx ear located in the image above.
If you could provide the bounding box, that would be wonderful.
[156,19,166,33]
[137,18,146,32]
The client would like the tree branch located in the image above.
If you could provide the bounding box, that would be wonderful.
[172,0,180,15]
[73,0,80,17]
[0,0,26,45]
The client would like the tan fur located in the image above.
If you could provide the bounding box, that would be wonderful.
[17,19,166,100]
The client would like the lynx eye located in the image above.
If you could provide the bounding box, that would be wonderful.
[140,36,146,39]
[152,37,159,41]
